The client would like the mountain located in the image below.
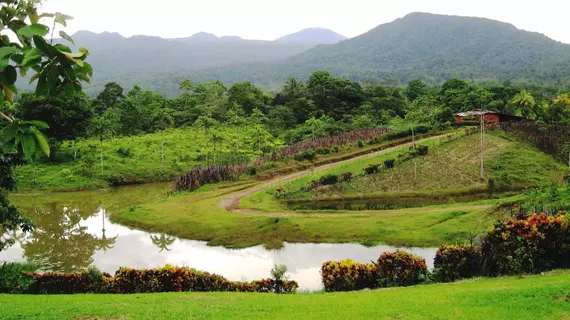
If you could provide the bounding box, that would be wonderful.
[194,12,570,85]
[53,13,570,95]
[63,29,349,94]
[275,28,346,44]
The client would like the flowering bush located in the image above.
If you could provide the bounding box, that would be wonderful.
[376,251,428,287]
[481,212,570,276]
[321,259,378,292]
[433,245,481,282]
[18,265,297,295]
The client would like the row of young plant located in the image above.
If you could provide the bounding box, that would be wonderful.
[321,211,569,291]
[174,125,435,192]
[0,264,298,295]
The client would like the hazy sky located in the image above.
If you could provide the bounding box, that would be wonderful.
[41,0,569,43]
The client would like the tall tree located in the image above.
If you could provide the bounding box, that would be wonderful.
[227,105,245,154]
[0,1,92,252]
[151,107,174,168]
[509,90,536,118]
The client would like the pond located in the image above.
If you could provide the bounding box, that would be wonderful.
[288,192,500,211]
[0,184,437,291]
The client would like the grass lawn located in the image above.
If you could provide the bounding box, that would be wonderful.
[1,271,569,320]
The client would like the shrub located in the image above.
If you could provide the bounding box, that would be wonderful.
[331,144,340,153]
[175,163,247,192]
[303,150,317,161]
[293,152,305,162]
[319,174,339,186]
[480,212,570,276]
[21,265,298,295]
[416,145,429,155]
[116,147,133,158]
[339,172,353,183]
[384,159,395,168]
[364,163,380,175]
[246,165,257,176]
[321,259,378,292]
[0,262,38,294]
[317,147,331,155]
[357,140,364,148]
[433,245,481,282]
[377,251,428,287]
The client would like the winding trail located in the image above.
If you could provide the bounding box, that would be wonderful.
[219,132,494,217]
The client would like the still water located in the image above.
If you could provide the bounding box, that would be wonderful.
[0,184,437,291]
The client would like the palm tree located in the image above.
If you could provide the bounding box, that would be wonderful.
[227,106,245,154]
[150,234,176,252]
[283,77,305,98]
[211,130,225,164]
[193,116,217,165]
[510,90,536,118]
[151,107,174,168]
[87,116,109,174]
[554,94,570,106]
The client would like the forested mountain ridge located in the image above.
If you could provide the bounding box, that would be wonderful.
[43,13,570,95]
[200,12,570,85]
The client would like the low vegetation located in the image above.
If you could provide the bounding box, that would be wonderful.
[1,271,569,319]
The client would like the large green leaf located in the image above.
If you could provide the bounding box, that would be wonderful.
[2,124,18,142]
[54,44,71,53]
[0,58,8,71]
[30,127,50,157]
[0,47,17,60]
[2,137,15,154]
[21,48,43,67]
[18,24,49,38]
[59,31,74,44]
[3,65,17,84]
[21,133,36,160]
[26,120,49,130]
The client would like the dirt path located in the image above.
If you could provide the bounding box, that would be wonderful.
[218,132,492,217]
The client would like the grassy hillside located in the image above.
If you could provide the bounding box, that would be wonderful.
[1,271,569,319]
[245,132,567,210]
[15,127,265,191]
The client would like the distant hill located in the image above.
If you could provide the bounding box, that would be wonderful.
[275,28,346,44]
[45,13,570,95]
[194,12,570,85]
[60,29,347,95]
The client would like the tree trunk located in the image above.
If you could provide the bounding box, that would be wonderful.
[161,130,165,169]
[74,139,78,162]
[100,138,104,175]
[236,126,240,154]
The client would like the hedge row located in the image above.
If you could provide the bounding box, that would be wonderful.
[321,250,427,292]
[323,212,569,291]
[11,265,297,294]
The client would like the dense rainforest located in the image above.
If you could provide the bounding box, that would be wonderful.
[5,72,570,171]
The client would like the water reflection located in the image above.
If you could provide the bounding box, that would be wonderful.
[0,184,438,290]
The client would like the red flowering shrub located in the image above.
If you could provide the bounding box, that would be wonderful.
[377,251,428,287]
[321,259,378,292]
[26,270,113,294]
[481,212,570,276]
[19,265,298,294]
[433,245,481,282]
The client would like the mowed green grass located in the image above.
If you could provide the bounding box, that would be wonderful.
[1,271,569,320]
[115,186,501,248]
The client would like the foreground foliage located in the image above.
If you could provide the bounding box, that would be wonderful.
[2,265,297,295]
[1,271,569,320]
